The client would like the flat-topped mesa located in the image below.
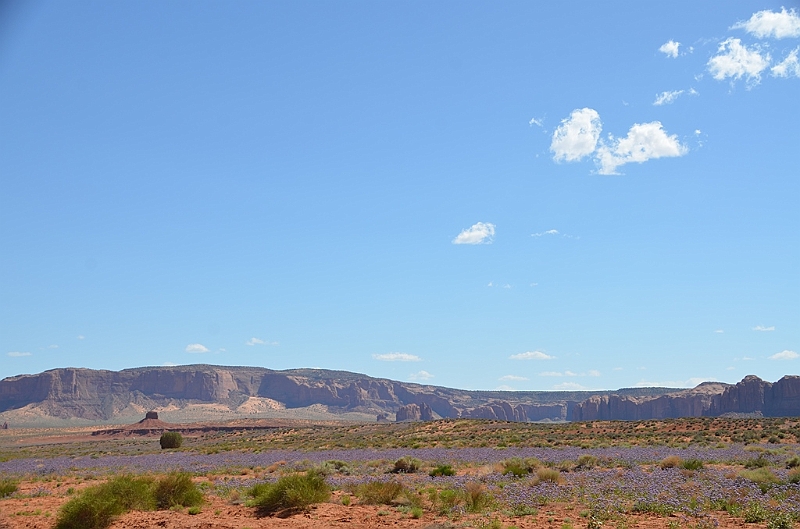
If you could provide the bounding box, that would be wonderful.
[2,365,799,424]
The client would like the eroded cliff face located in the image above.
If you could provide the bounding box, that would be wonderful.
[2,366,798,424]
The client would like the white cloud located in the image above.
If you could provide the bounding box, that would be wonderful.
[539,371,564,377]
[588,370,601,377]
[770,350,798,360]
[772,48,800,77]
[452,222,496,245]
[550,109,687,175]
[48,344,59,349]
[653,90,684,106]
[733,7,800,39]
[550,108,602,162]
[372,352,421,362]
[635,377,716,388]
[595,121,688,175]
[408,370,434,381]
[499,375,528,381]
[715,329,725,334]
[7,351,32,357]
[707,38,770,84]
[510,350,554,360]
[531,229,579,239]
[529,117,544,127]
[553,382,587,390]
[185,343,210,353]
[753,325,776,332]
[659,40,681,58]
[245,337,278,346]
[77,335,85,340]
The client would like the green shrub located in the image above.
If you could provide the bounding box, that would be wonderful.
[429,464,455,477]
[153,473,202,510]
[410,506,423,519]
[353,480,404,505]
[739,468,782,493]
[0,478,18,498]
[743,502,768,523]
[767,512,794,529]
[575,455,598,470]
[437,488,462,515]
[391,456,421,474]
[502,457,535,477]
[681,458,704,471]
[744,456,770,469]
[159,432,183,449]
[248,471,330,515]
[789,467,800,484]
[54,475,156,529]
[787,456,800,469]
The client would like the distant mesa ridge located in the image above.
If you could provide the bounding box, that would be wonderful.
[0,365,799,424]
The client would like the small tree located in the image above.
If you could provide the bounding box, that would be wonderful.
[159,431,183,449]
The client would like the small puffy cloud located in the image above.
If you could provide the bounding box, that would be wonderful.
[7,351,32,357]
[770,350,798,360]
[185,343,210,353]
[659,40,681,58]
[408,370,434,381]
[529,117,544,127]
[452,222,496,245]
[373,352,421,362]
[707,38,770,84]
[510,350,554,360]
[539,371,564,377]
[596,121,688,175]
[77,335,85,340]
[499,375,528,381]
[733,7,800,39]
[753,325,776,332]
[550,108,602,162]
[772,48,800,77]
[588,370,601,377]
[553,382,587,390]
[48,344,59,349]
[715,329,725,334]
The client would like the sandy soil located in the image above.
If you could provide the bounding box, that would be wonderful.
[0,478,758,529]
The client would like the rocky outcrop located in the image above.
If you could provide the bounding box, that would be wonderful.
[571,383,728,421]
[395,402,434,422]
[708,375,800,417]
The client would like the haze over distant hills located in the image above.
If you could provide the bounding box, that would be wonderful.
[1,365,798,426]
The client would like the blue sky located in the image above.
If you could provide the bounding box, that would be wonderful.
[1,1,797,390]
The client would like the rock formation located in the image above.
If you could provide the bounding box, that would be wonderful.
[1,365,797,424]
